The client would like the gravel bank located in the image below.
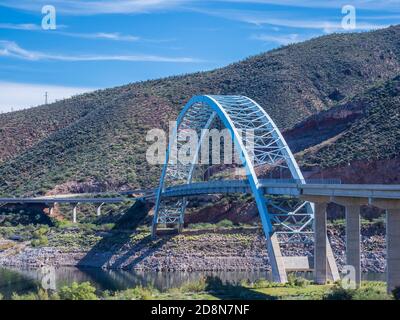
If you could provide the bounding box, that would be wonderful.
[0,225,386,272]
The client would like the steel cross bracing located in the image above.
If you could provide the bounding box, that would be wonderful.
[153,95,313,243]
[151,95,342,282]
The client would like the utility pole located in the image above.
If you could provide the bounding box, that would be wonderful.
[45,91,48,105]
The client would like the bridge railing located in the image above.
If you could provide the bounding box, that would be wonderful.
[260,178,341,185]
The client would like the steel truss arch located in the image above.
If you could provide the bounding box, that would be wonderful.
[152,95,338,282]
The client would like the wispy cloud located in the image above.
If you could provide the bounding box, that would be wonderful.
[0,23,42,30]
[193,8,389,32]
[251,33,303,45]
[0,81,94,112]
[0,23,171,43]
[57,31,140,42]
[0,40,202,63]
[218,0,400,11]
[0,0,189,15]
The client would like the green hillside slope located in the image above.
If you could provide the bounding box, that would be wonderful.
[298,75,400,168]
[0,25,400,196]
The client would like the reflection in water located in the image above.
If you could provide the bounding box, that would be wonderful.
[0,267,385,299]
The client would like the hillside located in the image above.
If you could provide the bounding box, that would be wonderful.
[294,75,400,183]
[0,25,400,196]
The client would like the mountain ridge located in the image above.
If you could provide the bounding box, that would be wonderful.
[1,25,400,196]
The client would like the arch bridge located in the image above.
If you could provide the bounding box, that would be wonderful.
[152,95,339,283]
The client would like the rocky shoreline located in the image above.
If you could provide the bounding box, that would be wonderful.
[0,225,386,273]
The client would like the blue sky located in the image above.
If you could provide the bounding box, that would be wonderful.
[0,0,399,111]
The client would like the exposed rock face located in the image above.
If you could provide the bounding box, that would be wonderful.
[45,179,130,195]
[305,157,400,184]
[0,226,386,273]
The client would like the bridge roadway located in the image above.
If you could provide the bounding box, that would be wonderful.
[0,197,126,224]
[0,197,125,204]
[126,179,400,202]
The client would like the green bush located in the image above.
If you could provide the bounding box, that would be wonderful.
[392,286,400,300]
[216,219,234,228]
[180,277,207,293]
[251,279,275,289]
[31,235,49,247]
[11,288,51,300]
[323,286,355,300]
[59,282,98,300]
[287,274,310,288]
[105,286,157,300]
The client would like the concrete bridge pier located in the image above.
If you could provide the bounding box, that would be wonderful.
[332,197,367,288]
[72,203,79,223]
[345,205,361,288]
[46,202,57,217]
[305,194,400,293]
[386,208,400,293]
[314,202,328,284]
[313,197,363,286]
[97,202,105,216]
[372,199,400,293]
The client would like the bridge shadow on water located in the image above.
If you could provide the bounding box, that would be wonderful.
[204,276,276,300]
[78,200,160,270]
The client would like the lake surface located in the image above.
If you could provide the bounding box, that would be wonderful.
[0,267,386,299]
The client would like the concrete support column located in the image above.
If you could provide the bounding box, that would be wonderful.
[48,204,55,217]
[97,203,104,217]
[72,203,79,224]
[314,202,327,284]
[267,233,288,283]
[387,209,400,293]
[346,205,361,288]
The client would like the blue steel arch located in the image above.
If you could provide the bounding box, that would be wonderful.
[152,95,318,281]
[153,95,307,232]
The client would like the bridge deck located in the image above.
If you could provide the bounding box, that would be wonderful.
[0,198,126,204]
[138,180,400,200]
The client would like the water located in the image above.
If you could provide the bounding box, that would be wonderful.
[0,267,386,299]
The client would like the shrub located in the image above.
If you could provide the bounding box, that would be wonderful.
[12,292,38,300]
[180,277,207,293]
[323,286,355,300]
[216,219,234,228]
[59,282,98,300]
[107,286,157,300]
[31,235,49,247]
[287,274,310,288]
[11,289,51,300]
[251,279,275,289]
[392,286,400,300]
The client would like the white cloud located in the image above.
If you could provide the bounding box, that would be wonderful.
[0,23,158,43]
[0,0,189,15]
[0,23,42,30]
[58,31,140,42]
[251,33,302,45]
[0,81,94,112]
[0,40,202,62]
[218,0,400,11]
[193,8,389,31]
